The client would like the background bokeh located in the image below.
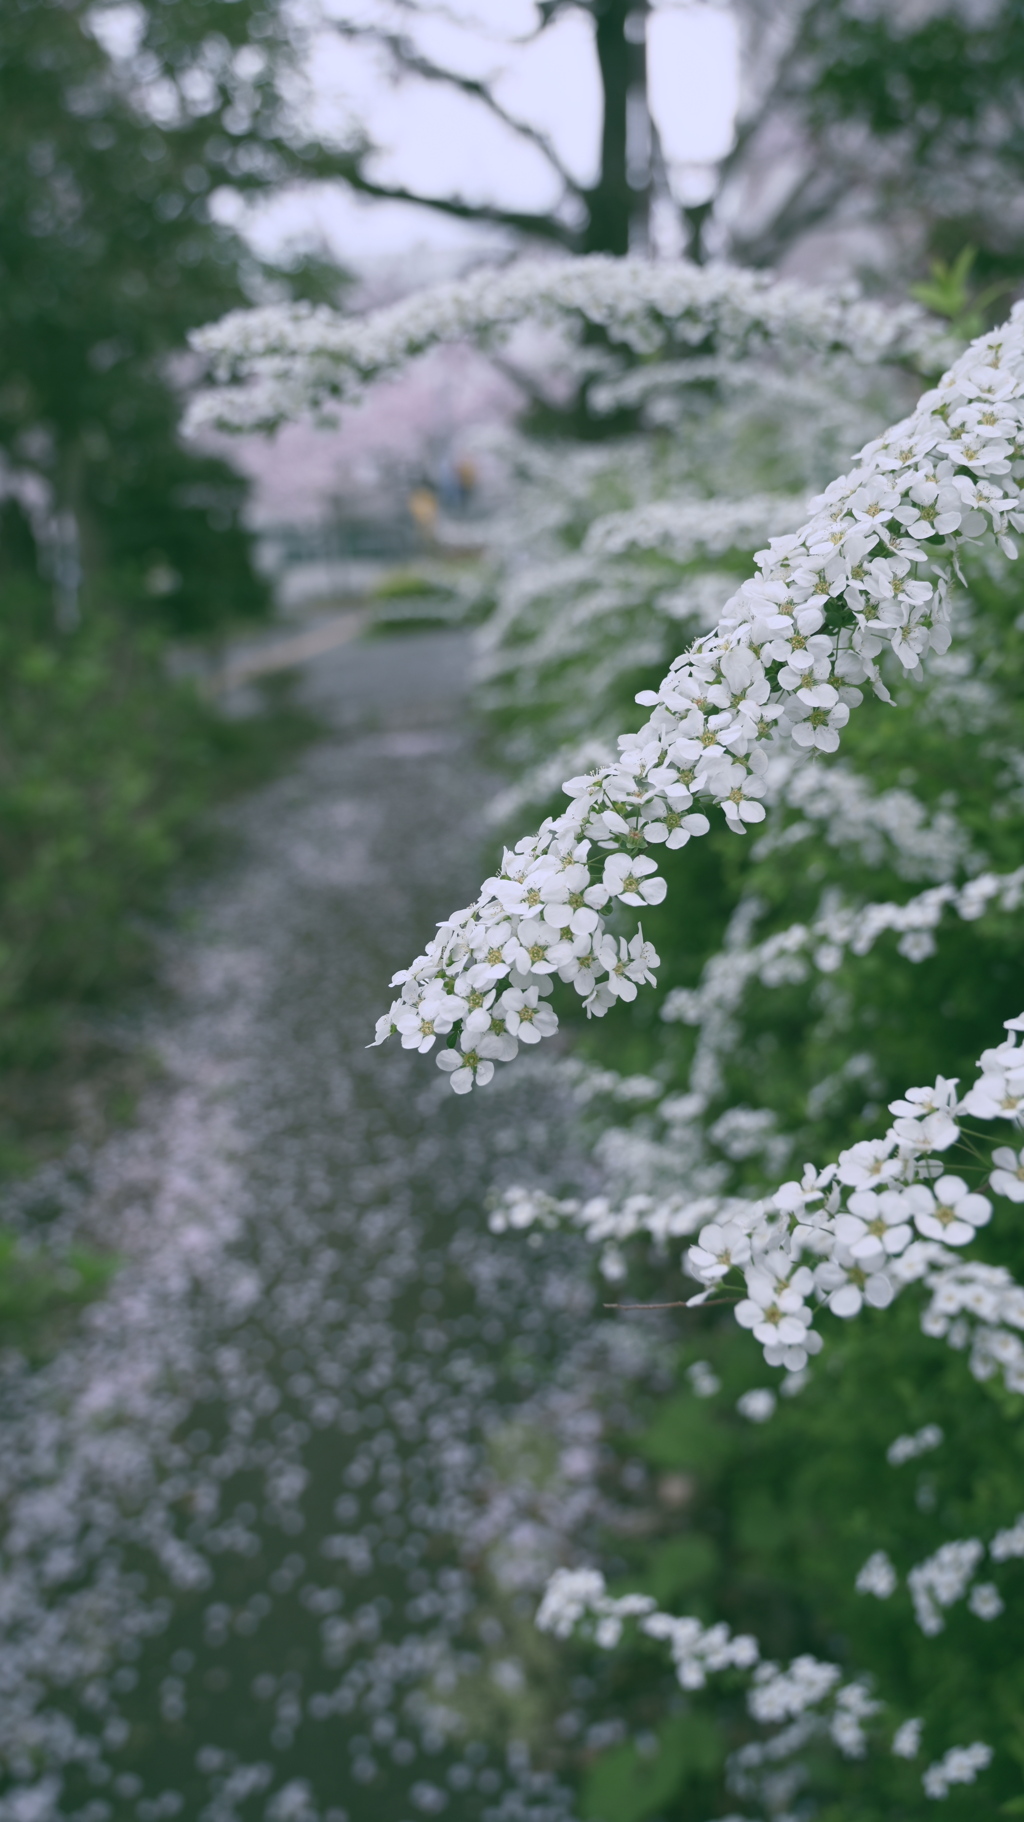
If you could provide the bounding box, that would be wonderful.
[3,4,1024,1820]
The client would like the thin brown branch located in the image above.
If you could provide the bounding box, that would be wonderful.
[604,1295,739,1312]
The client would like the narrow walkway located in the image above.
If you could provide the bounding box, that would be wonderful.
[211,608,368,694]
[0,634,651,1822]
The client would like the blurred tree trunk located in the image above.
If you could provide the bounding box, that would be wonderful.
[583,0,649,255]
[333,0,656,257]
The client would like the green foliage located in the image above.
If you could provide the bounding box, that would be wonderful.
[581,1714,721,1822]
[910,246,1014,341]
[0,577,314,1162]
[0,1228,117,1360]
[0,0,348,1162]
[0,0,352,635]
[0,592,203,1043]
[800,0,1024,275]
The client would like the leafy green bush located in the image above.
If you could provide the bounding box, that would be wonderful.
[0,577,315,1350]
[0,580,311,1148]
[0,1230,118,1360]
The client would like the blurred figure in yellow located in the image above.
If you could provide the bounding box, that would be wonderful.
[407,486,438,541]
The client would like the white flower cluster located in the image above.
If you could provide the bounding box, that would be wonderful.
[736,1387,777,1423]
[893,1717,924,1759]
[373,308,1024,1092]
[490,1019,1024,1399]
[886,1422,944,1465]
[661,867,1024,1085]
[680,1015,1024,1380]
[854,1487,1024,1647]
[486,1173,716,1254]
[536,1567,982,1798]
[907,1539,985,1635]
[990,1514,1024,1559]
[581,493,807,562]
[535,1566,758,1689]
[922,1741,993,1799]
[185,257,955,434]
[587,350,903,428]
[856,1550,899,1598]
[624,788,982,1110]
[751,752,977,883]
[874,1510,1024,1633]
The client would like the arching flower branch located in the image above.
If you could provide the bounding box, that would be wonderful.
[185,257,954,434]
[364,307,1024,1091]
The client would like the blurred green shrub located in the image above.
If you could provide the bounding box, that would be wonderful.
[0,576,311,1143]
[0,0,352,641]
[0,1229,118,1361]
[0,574,314,1346]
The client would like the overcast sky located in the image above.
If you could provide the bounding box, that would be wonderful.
[239,1,739,266]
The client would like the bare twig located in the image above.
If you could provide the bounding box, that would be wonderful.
[604,1295,739,1312]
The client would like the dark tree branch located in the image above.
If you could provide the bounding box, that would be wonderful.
[383,0,572,50]
[332,20,582,195]
[725,136,858,268]
[339,167,581,247]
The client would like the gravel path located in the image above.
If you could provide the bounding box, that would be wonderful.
[0,635,652,1822]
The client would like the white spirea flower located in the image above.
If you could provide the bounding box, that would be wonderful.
[535,1566,757,1689]
[907,1539,984,1635]
[989,1513,1024,1560]
[748,1655,841,1722]
[991,1144,1024,1201]
[922,1741,993,1799]
[887,1423,943,1466]
[856,1551,898,1599]
[537,1564,991,1793]
[686,1359,721,1397]
[736,1388,777,1423]
[893,1717,923,1759]
[967,1581,1004,1620]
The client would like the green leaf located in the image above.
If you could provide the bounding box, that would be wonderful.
[582,1715,722,1822]
[633,1533,719,1604]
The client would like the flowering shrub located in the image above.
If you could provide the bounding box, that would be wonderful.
[514,1011,1024,1809]
[534,1565,995,1803]
[359,307,1023,1101]
[497,1013,1024,1378]
[187,258,954,434]
[194,260,1024,1817]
